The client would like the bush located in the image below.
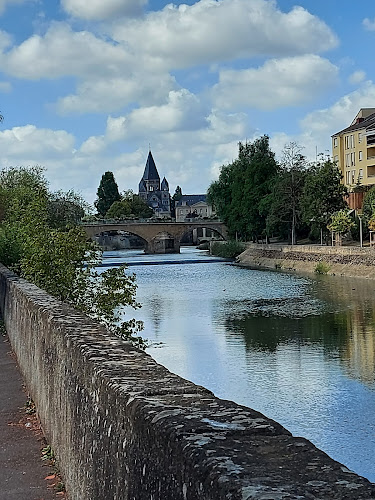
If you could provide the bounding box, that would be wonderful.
[315,261,330,275]
[210,240,246,258]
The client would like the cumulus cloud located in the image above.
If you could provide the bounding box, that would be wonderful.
[112,0,338,69]
[0,125,75,157]
[213,55,338,110]
[0,0,28,15]
[269,81,375,161]
[61,0,146,20]
[56,74,176,114]
[348,70,366,85]
[363,17,375,31]
[0,23,132,80]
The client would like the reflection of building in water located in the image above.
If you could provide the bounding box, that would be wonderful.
[315,275,375,386]
[341,308,375,385]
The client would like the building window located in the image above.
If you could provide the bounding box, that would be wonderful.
[333,137,338,148]
[359,151,363,161]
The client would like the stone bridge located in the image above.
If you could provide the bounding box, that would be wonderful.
[81,220,228,253]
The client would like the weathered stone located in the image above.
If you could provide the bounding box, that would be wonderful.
[0,264,374,499]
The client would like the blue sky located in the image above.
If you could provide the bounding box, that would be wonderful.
[0,0,375,204]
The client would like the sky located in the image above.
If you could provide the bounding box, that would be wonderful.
[0,0,375,205]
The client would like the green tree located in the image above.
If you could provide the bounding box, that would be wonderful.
[267,143,307,244]
[327,210,355,233]
[208,136,278,240]
[48,190,90,229]
[302,157,347,231]
[106,192,153,219]
[172,186,182,202]
[363,186,375,220]
[0,166,143,343]
[95,171,121,216]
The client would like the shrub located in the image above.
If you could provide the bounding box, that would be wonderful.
[315,261,330,275]
[210,240,246,258]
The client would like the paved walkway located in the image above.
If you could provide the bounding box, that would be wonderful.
[0,334,57,500]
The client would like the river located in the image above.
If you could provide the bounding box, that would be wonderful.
[102,246,375,483]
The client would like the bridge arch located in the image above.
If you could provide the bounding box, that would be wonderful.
[81,221,228,254]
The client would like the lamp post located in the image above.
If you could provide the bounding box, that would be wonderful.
[357,209,363,248]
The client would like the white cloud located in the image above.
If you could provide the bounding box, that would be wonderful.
[0,23,132,80]
[363,17,375,31]
[0,125,75,157]
[56,74,176,114]
[269,81,375,161]
[0,0,28,15]
[349,70,366,85]
[61,0,146,20]
[112,0,338,69]
[213,55,338,110]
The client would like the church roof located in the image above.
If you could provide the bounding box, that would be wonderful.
[141,151,160,181]
[176,194,207,207]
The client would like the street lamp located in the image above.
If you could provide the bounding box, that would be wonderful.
[357,209,363,248]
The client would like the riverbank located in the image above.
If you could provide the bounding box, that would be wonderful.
[236,243,375,278]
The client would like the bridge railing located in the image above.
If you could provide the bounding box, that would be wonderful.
[80,217,222,225]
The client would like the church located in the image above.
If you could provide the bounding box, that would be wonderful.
[138,151,171,217]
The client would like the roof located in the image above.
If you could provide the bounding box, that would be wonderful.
[333,110,375,137]
[161,177,169,190]
[176,194,207,207]
[141,151,160,181]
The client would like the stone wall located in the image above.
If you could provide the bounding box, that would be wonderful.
[237,243,375,279]
[1,264,375,499]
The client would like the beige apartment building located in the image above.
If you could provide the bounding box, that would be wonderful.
[332,108,375,189]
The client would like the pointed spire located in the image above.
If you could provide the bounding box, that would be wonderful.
[142,151,160,181]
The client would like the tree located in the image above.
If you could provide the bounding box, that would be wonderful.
[95,171,121,216]
[363,186,375,220]
[106,192,153,219]
[208,136,278,240]
[48,189,90,229]
[302,157,347,231]
[0,166,143,343]
[266,143,307,244]
[327,210,355,234]
[172,186,182,202]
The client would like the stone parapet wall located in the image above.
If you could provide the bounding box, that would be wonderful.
[1,264,375,499]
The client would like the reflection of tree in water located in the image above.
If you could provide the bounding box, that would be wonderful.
[224,309,348,354]
[221,273,375,386]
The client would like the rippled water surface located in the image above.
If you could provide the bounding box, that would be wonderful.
[102,247,375,482]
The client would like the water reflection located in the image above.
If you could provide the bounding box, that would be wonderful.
[103,248,375,482]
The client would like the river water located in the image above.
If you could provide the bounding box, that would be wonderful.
[102,247,375,482]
